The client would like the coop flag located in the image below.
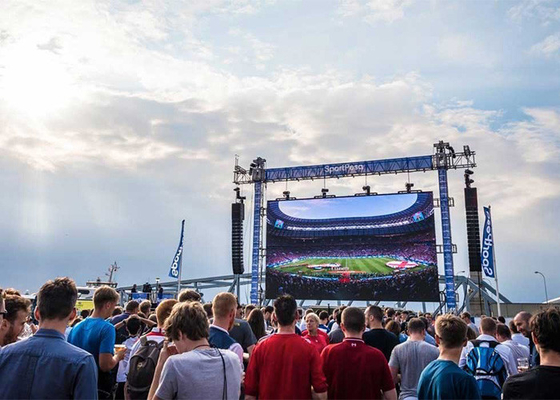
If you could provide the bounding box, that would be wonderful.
[168,220,185,279]
[481,207,495,278]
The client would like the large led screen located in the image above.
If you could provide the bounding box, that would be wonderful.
[265,192,439,301]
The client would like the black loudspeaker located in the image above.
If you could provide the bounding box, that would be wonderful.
[232,203,245,275]
[465,187,481,272]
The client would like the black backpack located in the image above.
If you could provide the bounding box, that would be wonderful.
[126,336,163,399]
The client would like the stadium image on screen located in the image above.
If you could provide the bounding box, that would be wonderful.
[265,192,440,301]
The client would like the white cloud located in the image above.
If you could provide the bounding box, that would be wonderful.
[530,32,560,57]
[437,34,497,67]
[508,0,560,25]
[337,0,414,24]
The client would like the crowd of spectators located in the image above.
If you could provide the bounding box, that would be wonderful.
[0,280,559,400]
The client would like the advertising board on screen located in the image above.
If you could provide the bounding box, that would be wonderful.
[265,192,439,301]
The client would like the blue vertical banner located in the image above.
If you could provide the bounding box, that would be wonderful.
[168,220,185,279]
[481,207,495,278]
[251,182,263,304]
[438,168,457,309]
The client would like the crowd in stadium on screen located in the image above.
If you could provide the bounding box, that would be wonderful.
[1,279,558,399]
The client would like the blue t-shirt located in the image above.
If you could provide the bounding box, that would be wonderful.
[68,317,116,366]
[418,359,481,400]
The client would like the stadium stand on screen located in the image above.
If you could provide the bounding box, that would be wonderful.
[265,193,439,301]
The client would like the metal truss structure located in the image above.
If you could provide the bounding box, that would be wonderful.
[233,141,481,309]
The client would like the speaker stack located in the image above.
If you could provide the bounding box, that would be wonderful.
[231,202,245,275]
[464,187,481,272]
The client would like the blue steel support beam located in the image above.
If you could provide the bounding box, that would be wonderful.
[438,168,456,309]
[265,156,434,182]
[251,182,263,304]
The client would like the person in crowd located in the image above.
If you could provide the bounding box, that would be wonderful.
[327,307,339,331]
[115,317,142,400]
[386,320,407,343]
[328,306,346,345]
[466,326,478,341]
[318,310,330,333]
[111,300,140,344]
[235,304,244,319]
[389,318,439,400]
[0,288,8,347]
[496,323,530,372]
[498,316,506,324]
[68,286,126,399]
[245,295,327,400]
[177,289,201,303]
[514,311,540,366]
[247,308,267,341]
[417,314,481,399]
[244,304,256,319]
[229,312,258,358]
[461,312,480,336]
[509,320,529,347]
[425,313,436,338]
[131,284,137,294]
[363,305,399,361]
[302,312,330,354]
[1,294,31,346]
[263,305,274,331]
[139,300,152,317]
[147,301,242,400]
[459,317,517,398]
[209,292,244,365]
[419,316,437,346]
[112,307,123,317]
[503,308,560,399]
[203,302,213,320]
[386,307,396,321]
[322,307,397,400]
[0,277,97,399]
[125,299,177,398]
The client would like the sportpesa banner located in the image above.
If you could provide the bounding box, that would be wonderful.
[168,220,185,279]
[265,193,439,302]
[481,207,495,278]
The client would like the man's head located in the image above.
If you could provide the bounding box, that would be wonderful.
[509,320,519,334]
[3,295,31,345]
[407,318,427,338]
[341,307,365,337]
[244,304,256,320]
[178,289,201,303]
[319,310,329,324]
[212,292,238,330]
[480,317,497,337]
[514,311,532,338]
[336,306,346,326]
[164,301,209,353]
[386,307,396,319]
[496,324,512,343]
[273,295,297,327]
[530,308,560,356]
[93,286,119,318]
[125,300,140,314]
[125,317,142,337]
[203,303,213,320]
[365,305,383,328]
[156,299,178,328]
[36,277,78,323]
[263,305,274,321]
[139,300,151,316]
[435,314,468,350]
[460,311,472,325]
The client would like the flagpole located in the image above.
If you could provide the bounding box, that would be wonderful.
[489,206,501,317]
[178,221,185,297]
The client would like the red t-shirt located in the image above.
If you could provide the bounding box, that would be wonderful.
[321,338,395,399]
[245,333,328,399]
[302,329,330,354]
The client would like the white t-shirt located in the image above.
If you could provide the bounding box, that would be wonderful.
[117,336,140,383]
[501,339,530,371]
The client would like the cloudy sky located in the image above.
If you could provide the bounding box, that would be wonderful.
[1,0,559,304]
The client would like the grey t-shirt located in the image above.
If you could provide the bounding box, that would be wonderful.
[155,348,242,400]
[328,328,345,344]
[389,340,439,400]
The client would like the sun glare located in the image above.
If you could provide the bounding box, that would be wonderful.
[0,46,76,119]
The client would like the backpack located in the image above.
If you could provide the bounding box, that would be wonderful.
[126,336,164,399]
[463,340,508,399]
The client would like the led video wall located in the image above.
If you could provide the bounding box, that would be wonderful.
[265,192,439,301]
